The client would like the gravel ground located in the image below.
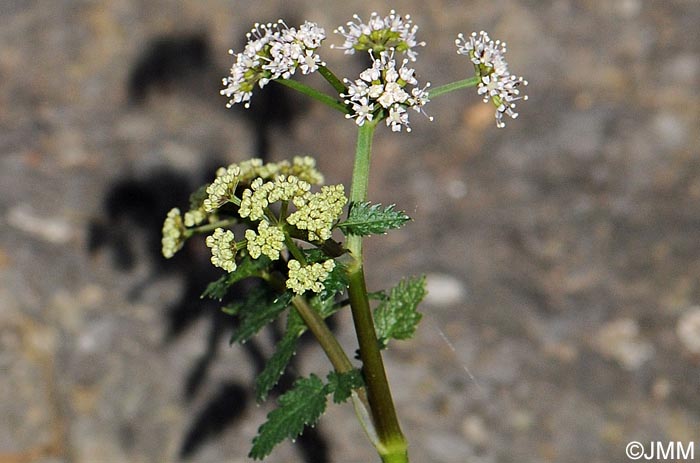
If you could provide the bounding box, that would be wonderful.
[2,1,700,462]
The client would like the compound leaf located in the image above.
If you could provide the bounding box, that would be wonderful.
[201,256,270,301]
[326,370,364,404]
[337,202,410,236]
[255,310,306,403]
[249,374,328,460]
[374,276,427,348]
[230,289,293,345]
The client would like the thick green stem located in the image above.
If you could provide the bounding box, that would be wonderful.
[428,75,481,99]
[291,296,353,374]
[275,78,349,114]
[347,119,409,463]
[289,290,375,446]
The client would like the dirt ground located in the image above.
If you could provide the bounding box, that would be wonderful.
[1,1,699,462]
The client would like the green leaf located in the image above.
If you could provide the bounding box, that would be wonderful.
[189,184,209,210]
[301,250,348,304]
[249,374,328,460]
[317,260,348,303]
[374,276,427,348]
[201,256,270,301]
[230,289,293,345]
[255,310,306,403]
[337,202,410,236]
[326,370,364,404]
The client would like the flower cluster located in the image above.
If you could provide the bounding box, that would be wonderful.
[343,50,431,132]
[206,227,238,272]
[204,165,241,212]
[162,208,187,258]
[245,221,286,260]
[286,259,336,294]
[333,10,425,61]
[456,31,528,128]
[221,20,326,108]
[239,175,312,221]
[287,184,347,241]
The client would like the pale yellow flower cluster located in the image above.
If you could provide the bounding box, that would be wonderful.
[184,209,207,227]
[204,166,241,212]
[287,184,347,240]
[239,175,311,221]
[162,208,187,258]
[221,156,324,186]
[205,227,238,272]
[286,259,336,294]
[245,221,286,260]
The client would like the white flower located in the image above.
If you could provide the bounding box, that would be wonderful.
[346,97,375,125]
[387,105,409,132]
[332,10,425,61]
[456,31,528,128]
[455,31,508,73]
[221,20,326,108]
[342,50,431,131]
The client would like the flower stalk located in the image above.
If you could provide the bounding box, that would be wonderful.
[347,118,409,462]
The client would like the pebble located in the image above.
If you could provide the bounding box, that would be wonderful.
[424,273,467,307]
[6,204,73,244]
[593,318,654,370]
[676,306,700,354]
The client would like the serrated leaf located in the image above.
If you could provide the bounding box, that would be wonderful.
[201,256,270,301]
[255,310,306,402]
[374,276,427,348]
[230,290,293,345]
[326,370,364,404]
[337,202,410,236]
[316,260,348,303]
[249,374,328,460]
[302,248,329,263]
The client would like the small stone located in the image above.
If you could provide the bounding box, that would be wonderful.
[652,378,672,401]
[676,307,700,354]
[424,273,467,307]
[593,318,654,370]
[461,415,488,447]
[7,204,73,244]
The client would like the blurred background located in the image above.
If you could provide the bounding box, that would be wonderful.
[1,1,699,462]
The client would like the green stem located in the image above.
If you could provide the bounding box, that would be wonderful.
[186,218,237,236]
[318,65,347,95]
[289,294,377,447]
[428,75,481,99]
[347,119,409,463]
[283,234,307,265]
[275,78,349,114]
[291,296,352,374]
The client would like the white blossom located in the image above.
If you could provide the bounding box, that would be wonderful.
[342,50,431,132]
[332,10,425,61]
[456,30,528,128]
[221,20,326,108]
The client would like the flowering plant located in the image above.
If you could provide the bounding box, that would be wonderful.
[162,10,527,462]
